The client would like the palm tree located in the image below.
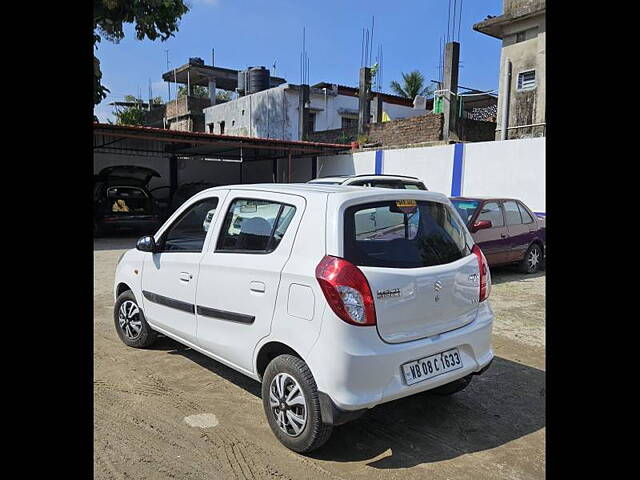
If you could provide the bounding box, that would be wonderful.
[390,71,434,99]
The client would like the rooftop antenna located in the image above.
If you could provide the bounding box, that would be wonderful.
[148,78,152,111]
[211,47,215,66]
[457,0,464,41]
[165,49,171,102]
[370,16,375,67]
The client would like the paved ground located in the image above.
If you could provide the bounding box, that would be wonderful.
[94,236,545,480]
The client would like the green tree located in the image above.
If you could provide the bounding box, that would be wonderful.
[389,71,434,99]
[113,95,146,126]
[94,0,190,105]
[177,85,233,102]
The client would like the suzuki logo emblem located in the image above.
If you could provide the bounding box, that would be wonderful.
[434,280,443,292]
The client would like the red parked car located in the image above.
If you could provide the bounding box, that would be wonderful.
[450,197,545,273]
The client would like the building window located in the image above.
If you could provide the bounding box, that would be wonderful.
[219,121,225,134]
[341,116,358,129]
[208,123,214,133]
[516,31,526,43]
[517,70,536,91]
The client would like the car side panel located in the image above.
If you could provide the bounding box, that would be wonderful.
[252,193,329,376]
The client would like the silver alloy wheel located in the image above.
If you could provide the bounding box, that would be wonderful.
[118,300,142,340]
[269,373,307,437]
[528,246,540,271]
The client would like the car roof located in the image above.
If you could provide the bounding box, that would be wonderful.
[450,196,520,202]
[198,182,448,202]
[309,174,420,184]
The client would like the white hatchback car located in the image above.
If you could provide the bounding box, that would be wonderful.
[114,184,494,452]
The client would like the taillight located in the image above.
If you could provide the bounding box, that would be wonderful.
[315,255,377,326]
[472,245,491,302]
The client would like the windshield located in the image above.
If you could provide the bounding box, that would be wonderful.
[450,199,481,225]
[344,200,471,268]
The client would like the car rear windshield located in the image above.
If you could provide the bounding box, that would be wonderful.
[344,200,471,268]
[450,199,481,225]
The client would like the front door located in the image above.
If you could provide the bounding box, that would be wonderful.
[195,191,305,373]
[472,201,510,266]
[141,194,223,344]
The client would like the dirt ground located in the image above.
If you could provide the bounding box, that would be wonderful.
[94,236,545,480]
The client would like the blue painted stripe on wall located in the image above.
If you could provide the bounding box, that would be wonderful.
[375,150,383,174]
[450,143,464,196]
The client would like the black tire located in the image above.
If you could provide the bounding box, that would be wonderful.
[114,290,157,348]
[519,243,543,274]
[261,354,333,453]
[429,374,472,396]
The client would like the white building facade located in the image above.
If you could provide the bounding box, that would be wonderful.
[202,83,429,140]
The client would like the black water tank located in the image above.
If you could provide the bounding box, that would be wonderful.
[247,66,270,94]
[189,57,204,66]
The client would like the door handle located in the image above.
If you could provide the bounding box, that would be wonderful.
[500,234,508,238]
[179,272,193,282]
[250,281,266,293]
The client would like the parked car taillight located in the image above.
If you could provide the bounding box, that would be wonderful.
[472,245,491,302]
[315,255,377,326]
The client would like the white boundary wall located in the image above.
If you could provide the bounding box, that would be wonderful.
[317,137,545,213]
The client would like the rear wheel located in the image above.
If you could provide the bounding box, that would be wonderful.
[429,375,472,396]
[114,290,157,348]
[261,354,332,453]
[520,243,542,274]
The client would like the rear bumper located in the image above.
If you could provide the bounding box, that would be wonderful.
[308,300,494,412]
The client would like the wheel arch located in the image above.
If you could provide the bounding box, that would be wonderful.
[116,282,132,298]
[255,341,304,381]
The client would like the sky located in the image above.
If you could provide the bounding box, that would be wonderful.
[95,0,503,122]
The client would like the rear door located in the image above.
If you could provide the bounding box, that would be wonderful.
[195,191,305,372]
[503,200,532,262]
[343,199,481,344]
[471,201,510,265]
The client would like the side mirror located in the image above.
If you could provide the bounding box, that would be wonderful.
[471,220,492,232]
[136,235,157,253]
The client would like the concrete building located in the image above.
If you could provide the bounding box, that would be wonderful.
[202,81,429,141]
[474,0,545,140]
[161,58,287,133]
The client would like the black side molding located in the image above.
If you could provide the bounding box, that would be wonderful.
[196,305,255,324]
[318,392,367,426]
[142,290,195,314]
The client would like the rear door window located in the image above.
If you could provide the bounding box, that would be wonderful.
[344,200,471,268]
[216,199,296,253]
[503,200,523,225]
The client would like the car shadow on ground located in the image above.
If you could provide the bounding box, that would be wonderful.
[148,336,263,397]
[489,265,545,285]
[149,336,544,468]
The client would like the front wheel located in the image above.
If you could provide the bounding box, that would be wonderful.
[520,243,543,274]
[114,290,157,348]
[261,355,332,453]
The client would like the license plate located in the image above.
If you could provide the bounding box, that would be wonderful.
[402,348,463,386]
